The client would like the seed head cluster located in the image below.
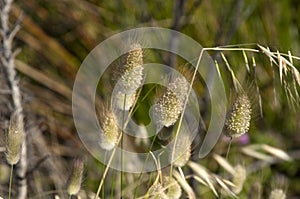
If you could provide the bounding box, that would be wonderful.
[67,158,84,196]
[5,116,25,165]
[225,94,252,138]
[118,43,144,94]
[155,90,183,127]
[99,111,119,150]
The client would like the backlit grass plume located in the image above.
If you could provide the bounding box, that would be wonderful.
[5,114,25,165]
[119,43,144,93]
[154,89,183,127]
[114,43,143,110]
[67,158,84,197]
[225,93,252,138]
[99,111,120,150]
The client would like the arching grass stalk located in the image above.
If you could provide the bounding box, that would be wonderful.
[169,48,206,186]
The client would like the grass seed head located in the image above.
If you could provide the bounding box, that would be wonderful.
[232,164,247,194]
[225,94,252,138]
[269,189,286,199]
[148,183,168,199]
[99,111,119,150]
[163,176,182,199]
[5,114,25,165]
[119,43,144,94]
[154,90,182,127]
[67,158,84,196]
[168,135,191,167]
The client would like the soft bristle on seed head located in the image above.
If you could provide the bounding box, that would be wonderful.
[118,43,144,94]
[269,189,286,199]
[99,111,119,150]
[67,158,84,196]
[5,114,25,165]
[154,90,182,127]
[225,94,252,138]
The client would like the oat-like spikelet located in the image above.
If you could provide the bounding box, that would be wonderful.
[119,43,144,94]
[99,111,120,150]
[232,164,247,194]
[269,189,286,199]
[225,94,252,138]
[114,91,136,110]
[148,183,168,199]
[163,176,182,199]
[168,136,191,167]
[5,114,25,165]
[154,90,182,127]
[67,158,84,196]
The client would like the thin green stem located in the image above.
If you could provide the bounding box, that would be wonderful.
[8,164,13,199]
[68,194,72,199]
[225,137,233,161]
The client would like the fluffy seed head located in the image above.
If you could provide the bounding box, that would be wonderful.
[119,43,144,94]
[269,189,286,199]
[99,111,119,150]
[232,164,247,194]
[163,176,182,199]
[225,94,252,138]
[67,158,84,196]
[5,115,25,165]
[148,183,168,199]
[154,90,182,127]
[168,135,191,167]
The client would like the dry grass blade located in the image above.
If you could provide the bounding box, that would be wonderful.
[214,176,237,198]
[212,154,235,175]
[261,144,292,161]
[187,161,218,197]
[242,50,250,73]
[221,52,241,92]
[173,170,196,199]
[241,146,273,162]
